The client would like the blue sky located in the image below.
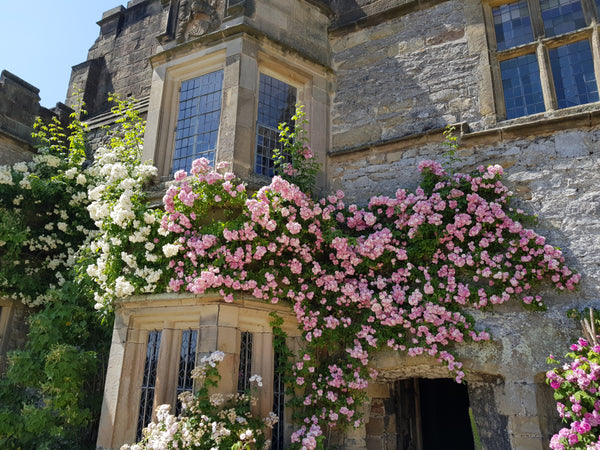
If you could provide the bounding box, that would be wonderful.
[0,1,125,107]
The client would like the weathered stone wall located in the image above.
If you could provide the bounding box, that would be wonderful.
[330,0,483,152]
[328,99,600,450]
[326,0,600,445]
[245,0,331,65]
[66,0,167,116]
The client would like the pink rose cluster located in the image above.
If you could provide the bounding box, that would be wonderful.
[157,158,579,447]
[548,338,600,449]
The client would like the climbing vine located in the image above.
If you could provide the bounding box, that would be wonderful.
[0,105,112,449]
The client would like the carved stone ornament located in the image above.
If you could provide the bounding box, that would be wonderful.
[176,0,222,41]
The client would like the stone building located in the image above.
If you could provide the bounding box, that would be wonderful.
[61,0,600,448]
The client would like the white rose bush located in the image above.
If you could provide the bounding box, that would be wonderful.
[122,351,277,450]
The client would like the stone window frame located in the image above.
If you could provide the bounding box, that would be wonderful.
[97,297,294,448]
[483,0,600,120]
[252,55,310,180]
[143,49,227,179]
[143,36,329,189]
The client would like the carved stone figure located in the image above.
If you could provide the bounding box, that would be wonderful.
[176,0,221,41]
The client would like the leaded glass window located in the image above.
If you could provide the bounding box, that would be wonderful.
[255,74,296,177]
[173,70,223,174]
[550,40,599,108]
[540,0,585,37]
[136,330,162,441]
[501,54,545,119]
[490,0,600,119]
[237,331,253,393]
[493,1,533,50]
[175,329,198,415]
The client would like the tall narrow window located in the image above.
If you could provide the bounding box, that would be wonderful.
[271,346,286,450]
[176,329,198,415]
[237,331,253,393]
[136,330,162,441]
[255,74,296,177]
[490,0,600,119]
[173,70,224,174]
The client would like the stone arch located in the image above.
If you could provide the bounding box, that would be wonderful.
[364,354,511,449]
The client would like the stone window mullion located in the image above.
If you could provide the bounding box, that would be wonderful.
[590,26,600,92]
[527,0,546,38]
[527,0,560,110]
[536,42,559,110]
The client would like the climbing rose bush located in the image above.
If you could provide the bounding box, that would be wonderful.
[547,337,600,449]
[121,351,277,450]
[88,150,579,447]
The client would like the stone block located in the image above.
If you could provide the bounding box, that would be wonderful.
[367,383,390,398]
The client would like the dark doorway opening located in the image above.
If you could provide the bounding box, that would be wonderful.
[396,378,475,450]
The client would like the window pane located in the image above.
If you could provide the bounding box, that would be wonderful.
[493,1,533,51]
[175,329,198,415]
[173,70,223,174]
[136,330,162,441]
[237,331,253,393]
[550,40,599,108]
[540,0,586,37]
[254,74,296,177]
[500,54,545,119]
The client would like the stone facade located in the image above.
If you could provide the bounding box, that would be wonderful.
[55,0,600,448]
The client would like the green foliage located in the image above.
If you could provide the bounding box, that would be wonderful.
[274,105,321,195]
[0,100,145,448]
[441,124,461,170]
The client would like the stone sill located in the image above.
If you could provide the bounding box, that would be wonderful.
[328,106,600,158]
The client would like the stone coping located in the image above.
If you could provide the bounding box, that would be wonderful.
[84,96,150,130]
[116,291,295,315]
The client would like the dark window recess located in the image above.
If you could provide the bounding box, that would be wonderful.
[175,329,198,415]
[271,346,286,450]
[173,70,223,174]
[237,331,253,393]
[396,378,475,450]
[136,330,162,441]
[254,74,296,177]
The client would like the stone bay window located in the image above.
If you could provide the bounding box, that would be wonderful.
[96,295,302,448]
[486,0,600,119]
[142,37,329,190]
